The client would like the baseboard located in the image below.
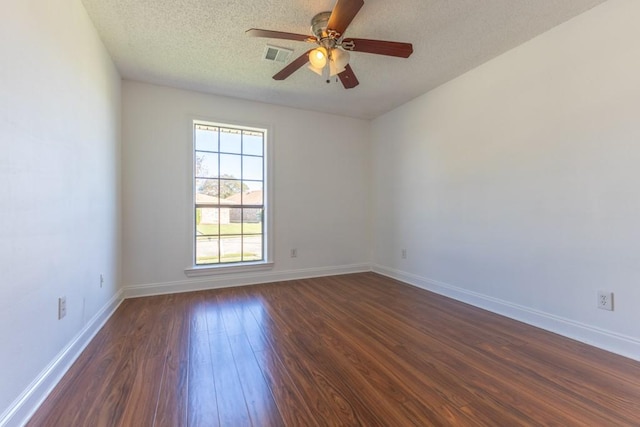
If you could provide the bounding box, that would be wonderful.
[123,263,372,298]
[372,264,640,362]
[0,290,125,427]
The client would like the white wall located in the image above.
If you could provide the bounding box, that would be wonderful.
[121,81,370,293]
[0,0,121,424]
[372,0,640,359]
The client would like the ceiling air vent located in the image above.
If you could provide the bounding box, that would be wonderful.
[263,45,293,63]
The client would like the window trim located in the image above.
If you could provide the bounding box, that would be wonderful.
[185,118,274,277]
[184,260,274,277]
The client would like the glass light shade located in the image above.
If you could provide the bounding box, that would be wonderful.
[329,48,350,76]
[309,47,327,69]
[308,64,324,75]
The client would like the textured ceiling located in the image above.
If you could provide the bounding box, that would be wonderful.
[81,0,606,119]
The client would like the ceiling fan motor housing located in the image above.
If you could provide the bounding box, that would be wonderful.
[311,12,333,40]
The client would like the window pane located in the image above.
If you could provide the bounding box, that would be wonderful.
[240,188,263,205]
[195,179,219,199]
[195,127,218,152]
[220,236,242,263]
[243,132,263,156]
[219,213,239,234]
[243,208,263,234]
[219,154,241,179]
[242,156,263,181]
[220,179,242,201]
[243,235,263,261]
[196,208,220,235]
[195,153,219,178]
[196,236,219,265]
[244,180,263,194]
[220,128,241,153]
[226,205,240,224]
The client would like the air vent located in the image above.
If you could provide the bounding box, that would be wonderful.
[263,45,293,63]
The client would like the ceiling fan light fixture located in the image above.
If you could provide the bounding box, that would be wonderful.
[329,63,344,77]
[308,63,324,75]
[309,47,328,69]
[329,48,350,76]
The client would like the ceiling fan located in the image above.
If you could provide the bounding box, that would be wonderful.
[246,0,413,89]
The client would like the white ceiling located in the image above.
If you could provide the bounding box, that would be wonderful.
[81,0,606,119]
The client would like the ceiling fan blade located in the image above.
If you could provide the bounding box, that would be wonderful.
[337,64,359,89]
[327,0,364,36]
[246,28,313,42]
[342,38,413,58]
[273,50,312,80]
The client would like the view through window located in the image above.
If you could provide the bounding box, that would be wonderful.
[194,121,266,265]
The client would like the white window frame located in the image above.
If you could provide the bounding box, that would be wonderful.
[185,118,273,277]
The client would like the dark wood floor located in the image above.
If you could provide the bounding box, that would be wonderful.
[28,273,640,426]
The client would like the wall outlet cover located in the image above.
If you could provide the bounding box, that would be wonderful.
[58,297,67,319]
[597,291,613,311]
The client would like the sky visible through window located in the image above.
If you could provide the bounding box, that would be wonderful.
[195,126,263,192]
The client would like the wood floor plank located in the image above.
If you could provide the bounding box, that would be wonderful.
[27,273,640,426]
[118,295,180,426]
[187,331,219,427]
[291,278,483,424]
[117,354,166,426]
[227,333,284,426]
[259,286,390,426]
[208,306,252,427]
[247,285,354,426]
[183,292,220,427]
[252,349,322,427]
[155,295,190,427]
[235,291,323,426]
[214,288,284,426]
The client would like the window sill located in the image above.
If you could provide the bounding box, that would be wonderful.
[184,261,274,278]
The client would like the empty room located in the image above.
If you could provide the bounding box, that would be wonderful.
[2,0,640,425]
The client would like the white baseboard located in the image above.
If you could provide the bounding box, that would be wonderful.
[372,264,640,362]
[0,290,124,427]
[123,263,371,298]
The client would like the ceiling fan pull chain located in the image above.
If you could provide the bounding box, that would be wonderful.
[324,58,330,83]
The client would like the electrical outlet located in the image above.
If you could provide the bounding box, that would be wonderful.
[100,273,104,288]
[290,248,297,258]
[401,249,407,259]
[597,291,613,311]
[58,297,67,319]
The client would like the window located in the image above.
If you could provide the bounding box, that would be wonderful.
[190,120,270,270]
